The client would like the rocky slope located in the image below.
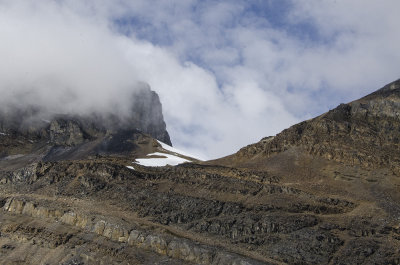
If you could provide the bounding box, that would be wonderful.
[222,79,400,172]
[1,80,400,264]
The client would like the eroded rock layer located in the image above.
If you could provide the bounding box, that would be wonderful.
[1,158,400,264]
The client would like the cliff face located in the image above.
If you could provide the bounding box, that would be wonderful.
[129,86,171,146]
[0,85,171,163]
[233,79,400,172]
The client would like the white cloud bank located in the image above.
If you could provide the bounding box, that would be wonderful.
[0,0,399,159]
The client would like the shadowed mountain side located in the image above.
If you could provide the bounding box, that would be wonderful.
[0,85,171,168]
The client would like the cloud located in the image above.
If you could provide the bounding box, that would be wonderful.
[0,1,141,117]
[1,0,400,159]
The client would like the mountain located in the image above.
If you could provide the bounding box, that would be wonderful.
[220,79,400,172]
[0,84,171,169]
[1,80,400,264]
[205,79,400,263]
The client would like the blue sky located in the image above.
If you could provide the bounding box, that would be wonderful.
[1,0,400,158]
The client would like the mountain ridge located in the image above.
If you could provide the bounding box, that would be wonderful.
[214,79,400,174]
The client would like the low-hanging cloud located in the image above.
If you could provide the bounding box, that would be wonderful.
[1,0,400,159]
[0,1,143,120]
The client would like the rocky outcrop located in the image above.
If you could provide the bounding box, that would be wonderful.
[49,118,89,146]
[130,85,171,145]
[2,158,398,264]
[2,197,267,265]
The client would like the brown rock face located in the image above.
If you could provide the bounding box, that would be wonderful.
[233,79,400,171]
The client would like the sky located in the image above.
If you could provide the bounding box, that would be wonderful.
[0,0,400,159]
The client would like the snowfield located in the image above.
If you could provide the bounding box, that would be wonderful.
[132,141,202,167]
[135,152,190,167]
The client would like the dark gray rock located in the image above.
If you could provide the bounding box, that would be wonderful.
[0,84,171,161]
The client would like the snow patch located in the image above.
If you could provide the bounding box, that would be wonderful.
[126,166,135,170]
[2,154,25,160]
[0,132,6,136]
[157,140,203,161]
[133,141,202,167]
[135,152,191,167]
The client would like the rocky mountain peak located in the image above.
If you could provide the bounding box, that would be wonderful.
[231,79,400,172]
[0,85,171,162]
[129,85,171,145]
